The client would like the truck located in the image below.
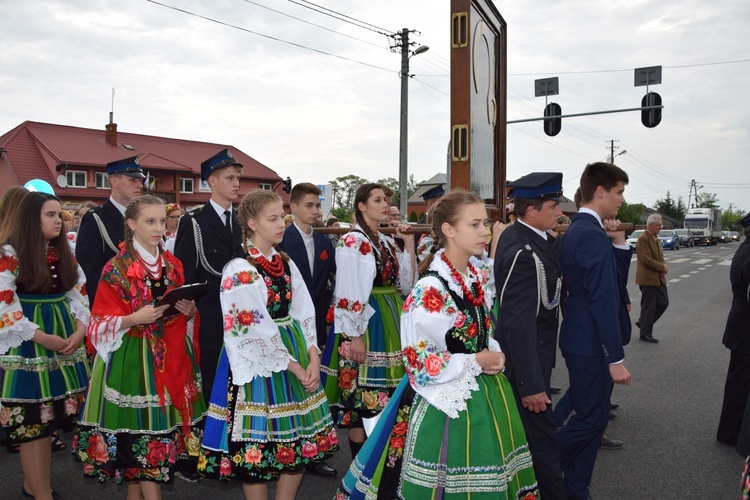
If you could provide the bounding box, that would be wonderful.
[684,207,722,245]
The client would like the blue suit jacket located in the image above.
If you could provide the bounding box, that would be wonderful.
[558,212,625,362]
[279,225,336,342]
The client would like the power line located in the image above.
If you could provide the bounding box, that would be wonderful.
[146,0,396,73]
[242,0,386,50]
[287,0,393,36]
[509,58,750,76]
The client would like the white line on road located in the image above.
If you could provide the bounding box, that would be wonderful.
[692,259,713,264]
[669,279,681,283]
[680,275,692,278]
[690,271,700,274]
[668,258,690,263]
[718,260,732,266]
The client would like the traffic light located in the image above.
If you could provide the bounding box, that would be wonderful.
[282,177,292,194]
[641,92,662,128]
[544,103,562,136]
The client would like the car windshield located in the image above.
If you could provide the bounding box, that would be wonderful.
[658,230,675,237]
[674,230,688,236]
[685,219,708,228]
[629,230,644,239]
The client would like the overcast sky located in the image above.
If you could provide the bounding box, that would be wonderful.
[1,0,748,213]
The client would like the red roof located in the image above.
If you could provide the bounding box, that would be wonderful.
[0,121,282,188]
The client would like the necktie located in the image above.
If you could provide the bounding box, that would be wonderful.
[224,210,232,235]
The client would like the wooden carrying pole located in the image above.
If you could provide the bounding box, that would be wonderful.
[313,222,634,236]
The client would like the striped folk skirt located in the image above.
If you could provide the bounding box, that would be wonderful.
[0,292,89,444]
[74,333,206,484]
[321,286,405,429]
[199,316,338,483]
[337,374,539,500]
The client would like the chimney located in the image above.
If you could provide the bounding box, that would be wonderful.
[105,112,118,146]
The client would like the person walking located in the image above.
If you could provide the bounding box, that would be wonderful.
[1,191,90,500]
[174,149,243,399]
[76,156,144,302]
[717,213,750,447]
[494,172,567,500]
[635,214,669,343]
[557,162,633,500]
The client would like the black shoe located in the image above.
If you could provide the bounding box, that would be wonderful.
[608,412,617,420]
[306,460,338,477]
[639,336,659,343]
[635,321,641,330]
[550,385,562,394]
[175,470,201,483]
[600,436,624,450]
[610,402,620,410]
[22,487,61,499]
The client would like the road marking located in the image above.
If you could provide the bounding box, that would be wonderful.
[698,267,707,271]
[690,271,700,274]
[668,258,690,263]
[718,260,732,266]
[692,259,713,264]
[680,275,692,278]
[669,279,681,283]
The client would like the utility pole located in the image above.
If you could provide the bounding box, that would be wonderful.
[393,29,428,221]
[608,139,621,163]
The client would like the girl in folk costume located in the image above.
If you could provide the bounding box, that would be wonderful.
[198,190,337,500]
[74,195,205,500]
[337,191,537,500]
[320,183,416,458]
[0,192,90,500]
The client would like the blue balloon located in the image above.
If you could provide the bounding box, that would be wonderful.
[24,179,56,195]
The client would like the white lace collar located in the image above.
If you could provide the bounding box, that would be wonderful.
[133,238,161,274]
[428,249,481,299]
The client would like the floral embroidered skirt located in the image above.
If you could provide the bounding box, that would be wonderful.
[73,333,206,484]
[338,373,539,500]
[198,317,338,483]
[321,286,405,429]
[0,293,89,444]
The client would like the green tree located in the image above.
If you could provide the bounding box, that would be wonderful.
[329,175,369,212]
[696,192,720,209]
[617,202,645,226]
[654,191,685,221]
[722,207,746,230]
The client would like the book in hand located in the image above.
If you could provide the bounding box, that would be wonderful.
[156,282,212,316]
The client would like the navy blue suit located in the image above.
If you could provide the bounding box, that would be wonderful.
[494,222,566,500]
[279,224,336,347]
[76,199,123,303]
[557,212,628,499]
[173,205,242,398]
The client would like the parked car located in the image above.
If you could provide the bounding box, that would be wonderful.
[658,229,680,250]
[626,230,644,250]
[673,229,694,248]
[729,231,740,242]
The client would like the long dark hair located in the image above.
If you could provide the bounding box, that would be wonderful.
[0,186,30,244]
[353,183,387,246]
[418,190,485,274]
[9,192,78,293]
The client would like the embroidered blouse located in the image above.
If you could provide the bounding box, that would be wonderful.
[220,244,318,386]
[0,244,89,356]
[333,229,415,338]
[400,249,500,418]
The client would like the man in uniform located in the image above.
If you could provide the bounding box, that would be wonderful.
[76,156,143,302]
[494,172,566,500]
[417,184,444,223]
[174,149,243,400]
[278,182,338,477]
[717,212,750,447]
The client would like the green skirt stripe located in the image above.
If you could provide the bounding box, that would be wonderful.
[399,373,537,499]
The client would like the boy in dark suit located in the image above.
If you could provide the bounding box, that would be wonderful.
[495,172,567,500]
[557,162,632,500]
[174,149,243,400]
[278,182,338,477]
[76,156,144,302]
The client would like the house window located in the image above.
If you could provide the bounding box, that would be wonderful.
[66,170,87,188]
[95,172,110,189]
[259,183,272,191]
[180,178,194,194]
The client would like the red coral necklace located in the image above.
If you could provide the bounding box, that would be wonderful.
[440,253,485,306]
[46,246,59,264]
[256,254,284,278]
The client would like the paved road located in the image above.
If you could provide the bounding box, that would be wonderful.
[0,241,745,499]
